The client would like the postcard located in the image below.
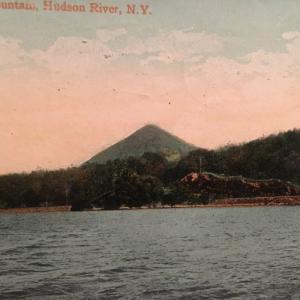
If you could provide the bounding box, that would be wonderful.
[1,1,300,299]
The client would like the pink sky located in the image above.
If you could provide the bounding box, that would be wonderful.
[1,29,300,174]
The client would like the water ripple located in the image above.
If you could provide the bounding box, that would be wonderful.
[0,207,299,299]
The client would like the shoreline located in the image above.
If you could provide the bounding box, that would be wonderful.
[0,206,72,214]
[127,203,300,210]
[89,195,300,211]
[1,196,300,213]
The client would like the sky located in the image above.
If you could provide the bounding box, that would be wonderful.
[1,0,300,174]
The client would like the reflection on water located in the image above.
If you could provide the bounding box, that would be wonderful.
[0,207,300,299]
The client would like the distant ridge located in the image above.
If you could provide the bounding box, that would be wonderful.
[84,124,198,165]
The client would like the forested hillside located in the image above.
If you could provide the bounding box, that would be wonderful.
[168,129,300,184]
[1,129,300,210]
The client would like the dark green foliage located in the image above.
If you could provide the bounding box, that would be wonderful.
[173,129,300,184]
[101,194,121,210]
[0,168,89,210]
[165,148,226,182]
[161,183,197,206]
[114,172,163,208]
[0,129,300,210]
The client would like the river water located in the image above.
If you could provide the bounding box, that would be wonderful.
[0,207,299,299]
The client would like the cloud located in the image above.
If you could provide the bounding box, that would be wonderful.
[0,28,226,76]
[282,31,300,41]
[0,28,224,78]
[0,36,28,67]
[2,28,300,75]
[124,29,225,64]
[96,28,127,42]
[190,31,300,78]
[0,28,128,75]
[32,36,115,75]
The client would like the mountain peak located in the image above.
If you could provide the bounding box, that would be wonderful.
[135,124,167,133]
[140,124,160,129]
[84,124,198,165]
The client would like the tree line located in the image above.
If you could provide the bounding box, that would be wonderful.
[1,129,300,210]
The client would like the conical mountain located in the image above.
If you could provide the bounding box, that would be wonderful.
[85,124,198,165]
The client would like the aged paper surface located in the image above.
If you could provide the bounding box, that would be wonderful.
[1,2,300,299]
